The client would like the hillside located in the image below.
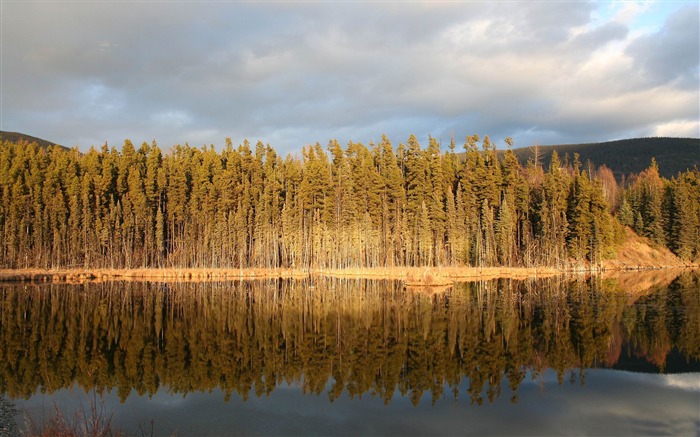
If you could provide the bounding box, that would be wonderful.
[0,130,66,150]
[603,228,688,270]
[505,137,699,180]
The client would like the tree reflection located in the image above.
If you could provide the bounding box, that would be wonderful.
[1,272,698,405]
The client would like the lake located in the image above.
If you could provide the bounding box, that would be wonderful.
[1,271,699,436]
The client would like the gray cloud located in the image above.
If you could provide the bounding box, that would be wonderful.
[2,2,698,155]
[626,5,700,89]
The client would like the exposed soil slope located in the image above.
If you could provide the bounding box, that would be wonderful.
[604,227,687,270]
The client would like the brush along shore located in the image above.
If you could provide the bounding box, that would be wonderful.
[2,224,694,286]
[1,264,693,286]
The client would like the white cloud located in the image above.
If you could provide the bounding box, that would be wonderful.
[662,374,700,391]
[1,1,697,154]
[651,120,700,138]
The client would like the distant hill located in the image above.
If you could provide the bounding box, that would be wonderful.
[506,137,699,180]
[0,130,67,150]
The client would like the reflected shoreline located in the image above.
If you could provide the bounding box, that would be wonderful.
[1,265,697,286]
[2,271,698,406]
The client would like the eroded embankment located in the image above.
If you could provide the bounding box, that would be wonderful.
[603,227,693,270]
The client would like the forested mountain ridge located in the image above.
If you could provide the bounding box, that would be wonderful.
[1,134,698,270]
[499,137,699,180]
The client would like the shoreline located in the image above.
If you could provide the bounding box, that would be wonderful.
[0,264,696,285]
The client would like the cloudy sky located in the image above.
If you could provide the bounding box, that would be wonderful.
[2,1,698,155]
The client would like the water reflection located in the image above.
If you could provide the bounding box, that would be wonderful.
[15,370,700,436]
[2,271,698,409]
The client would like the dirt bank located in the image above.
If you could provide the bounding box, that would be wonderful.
[603,227,691,270]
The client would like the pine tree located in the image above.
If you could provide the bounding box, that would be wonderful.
[374,135,404,266]
[403,135,430,266]
[495,194,515,266]
[426,137,446,265]
[328,139,355,268]
[567,166,593,262]
[501,141,527,265]
[299,143,332,267]
[640,159,665,245]
[667,171,700,260]
[535,151,569,265]
[588,178,614,266]
[617,196,634,227]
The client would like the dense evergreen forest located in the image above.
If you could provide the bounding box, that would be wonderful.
[1,135,698,269]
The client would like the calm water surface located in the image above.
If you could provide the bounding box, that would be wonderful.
[1,271,699,435]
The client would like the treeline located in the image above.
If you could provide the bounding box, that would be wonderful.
[0,135,694,269]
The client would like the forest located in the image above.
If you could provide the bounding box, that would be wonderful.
[1,135,698,269]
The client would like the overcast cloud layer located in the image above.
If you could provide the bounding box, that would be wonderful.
[2,1,698,155]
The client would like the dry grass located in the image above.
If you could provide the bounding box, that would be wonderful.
[0,267,303,284]
[405,268,453,287]
[0,265,562,287]
[23,393,123,437]
[404,283,454,295]
[602,268,687,296]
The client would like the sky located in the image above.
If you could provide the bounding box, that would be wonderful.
[2,1,699,155]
